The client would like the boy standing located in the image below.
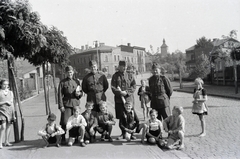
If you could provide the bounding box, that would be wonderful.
[81,102,98,143]
[95,101,116,142]
[38,113,65,148]
[163,106,185,150]
[66,106,87,147]
[137,79,151,120]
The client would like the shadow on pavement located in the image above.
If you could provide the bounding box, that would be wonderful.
[7,139,44,151]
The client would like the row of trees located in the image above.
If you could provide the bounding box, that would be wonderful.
[0,0,72,142]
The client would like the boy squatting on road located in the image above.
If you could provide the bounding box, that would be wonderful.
[38,113,65,148]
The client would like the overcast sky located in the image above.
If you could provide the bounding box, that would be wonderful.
[29,0,240,53]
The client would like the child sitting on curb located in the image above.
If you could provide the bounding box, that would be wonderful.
[81,102,98,143]
[95,101,116,142]
[118,101,144,142]
[163,106,185,150]
[142,109,164,145]
[66,106,87,147]
[38,113,64,148]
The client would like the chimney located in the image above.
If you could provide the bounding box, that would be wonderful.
[127,43,131,47]
[85,44,88,50]
[81,46,84,50]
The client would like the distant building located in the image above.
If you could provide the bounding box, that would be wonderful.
[69,43,146,79]
[161,38,168,56]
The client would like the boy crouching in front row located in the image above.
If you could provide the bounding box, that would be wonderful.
[66,106,87,147]
[38,113,65,148]
[163,106,185,150]
[95,101,116,142]
[118,101,145,142]
[81,102,98,143]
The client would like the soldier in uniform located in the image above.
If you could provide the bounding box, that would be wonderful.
[111,61,136,139]
[82,60,109,112]
[148,63,173,121]
[58,65,83,144]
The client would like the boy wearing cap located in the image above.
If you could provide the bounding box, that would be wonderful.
[95,101,115,142]
[81,102,98,143]
[38,113,65,148]
[163,106,185,150]
[111,60,136,139]
[118,101,143,141]
[148,62,172,121]
[58,65,83,144]
[82,60,109,112]
[66,106,87,147]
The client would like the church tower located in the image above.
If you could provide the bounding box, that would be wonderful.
[161,38,168,56]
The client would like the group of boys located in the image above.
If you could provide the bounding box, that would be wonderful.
[38,60,185,150]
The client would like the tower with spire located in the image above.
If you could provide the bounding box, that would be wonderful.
[161,38,168,56]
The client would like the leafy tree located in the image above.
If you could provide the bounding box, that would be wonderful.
[189,54,210,79]
[0,0,72,140]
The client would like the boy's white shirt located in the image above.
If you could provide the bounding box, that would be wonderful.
[66,114,87,130]
[38,123,65,136]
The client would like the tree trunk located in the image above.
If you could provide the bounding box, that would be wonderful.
[46,63,51,114]
[42,63,49,115]
[179,68,183,89]
[223,61,225,85]
[233,60,238,94]
[52,64,58,104]
[7,58,20,142]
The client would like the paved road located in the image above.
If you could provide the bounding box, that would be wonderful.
[1,74,240,159]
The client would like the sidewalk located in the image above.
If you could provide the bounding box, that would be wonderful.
[173,82,240,100]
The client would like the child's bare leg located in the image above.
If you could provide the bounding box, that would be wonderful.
[55,135,61,147]
[178,131,184,150]
[78,125,85,143]
[140,124,147,143]
[42,136,49,148]
[146,107,150,119]
[142,102,146,120]
[199,115,206,137]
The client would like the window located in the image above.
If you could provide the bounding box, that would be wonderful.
[105,55,108,62]
[118,55,120,61]
[114,55,116,62]
[131,57,133,63]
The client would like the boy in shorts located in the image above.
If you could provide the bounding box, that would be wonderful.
[38,113,64,148]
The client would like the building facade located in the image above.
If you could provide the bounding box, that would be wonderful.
[69,43,146,79]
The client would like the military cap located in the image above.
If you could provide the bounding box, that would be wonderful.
[65,65,73,72]
[152,62,160,69]
[47,113,56,121]
[89,60,97,67]
[119,60,126,66]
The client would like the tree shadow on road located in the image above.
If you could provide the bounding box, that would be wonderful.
[6,139,45,151]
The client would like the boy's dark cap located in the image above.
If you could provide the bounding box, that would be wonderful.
[47,113,56,121]
[89,60,97,67]
[65,65,73,72]
[119,60,126,66]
